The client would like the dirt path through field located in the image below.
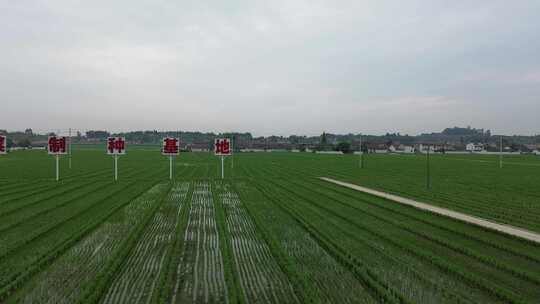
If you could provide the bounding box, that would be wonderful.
[320,177,540,244]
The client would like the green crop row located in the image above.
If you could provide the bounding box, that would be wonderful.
[153,182,194,304]
[0,181,156,301]
[81,182,171,304]
[260,175,538,303]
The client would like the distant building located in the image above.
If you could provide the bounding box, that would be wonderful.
[466,143,485,152]
[188,142,211,152]
[388,144,415,153]
[418,144,435,153]
[316,151,343,154]
[524,144,537,152]
[398,144,415,153]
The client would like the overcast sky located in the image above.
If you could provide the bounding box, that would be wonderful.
[1,1,539,136]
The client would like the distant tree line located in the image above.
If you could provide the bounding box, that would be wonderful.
[1,127,538,151]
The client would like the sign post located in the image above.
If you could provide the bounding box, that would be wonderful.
[115,155,118,181]
[221,156,224,179]
[48,136,68,181]
[162,137,180,180]
[214,138,232,179]
[107,137,126,181]
[0,135,6,155]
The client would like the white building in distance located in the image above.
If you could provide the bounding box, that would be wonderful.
[466,143,485,152]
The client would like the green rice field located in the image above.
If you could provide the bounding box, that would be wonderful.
[0,147,539,303]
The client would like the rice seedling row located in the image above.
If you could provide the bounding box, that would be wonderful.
[236,180,377,304]
[261,176,538,303]
[0,180,158,300]
[213,181,298,304]
[169,181,228,304]
[100,182,190,304]
[5,183,170,304]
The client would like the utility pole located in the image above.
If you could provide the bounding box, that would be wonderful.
[499,135,503,169]
[359,134,364,169]
[68,128,72,169]
[426,144,431,189]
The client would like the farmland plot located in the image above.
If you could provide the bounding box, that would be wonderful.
[1,150,540,303]
[0,181,108,232]
[0,181,154,301]
[100,182,190,304]
[213,181,297,304]
[170,181,228,304]
[236,181,376,304]
[267,177,540,303]
[5,183,170,304]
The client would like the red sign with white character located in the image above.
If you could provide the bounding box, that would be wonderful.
[162,138,180,155]
[214,138,232,156]
[107,137,126,155]
[0,135,6,154]
[48,136,68,155]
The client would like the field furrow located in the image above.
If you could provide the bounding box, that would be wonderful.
[170,181,228,304]
[0,181,157,299]
[100,182,190,304]
[214,181,298,304]
[236,180,377,304]
[5,183,169,304]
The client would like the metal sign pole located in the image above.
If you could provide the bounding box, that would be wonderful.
[169,155,173,180]
[56,154,60,181]
[114,154,118,181]
[221,155,224,179]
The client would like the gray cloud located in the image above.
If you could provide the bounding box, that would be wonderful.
[1,0,539,136]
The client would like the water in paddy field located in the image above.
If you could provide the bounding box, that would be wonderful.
[0,152,539,303]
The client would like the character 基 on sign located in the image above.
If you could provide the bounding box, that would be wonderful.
[162,137,180,180]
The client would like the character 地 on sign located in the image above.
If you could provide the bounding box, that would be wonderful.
[214,138,232,155]
[215,138,232,179]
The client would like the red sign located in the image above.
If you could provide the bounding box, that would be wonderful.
[107,137,126,155]
[0,135,6,154]
[162,138,180,155]
[48,136,67,155]
[214,138,232,156]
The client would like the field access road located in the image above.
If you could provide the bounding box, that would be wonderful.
[320,177,540,244]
